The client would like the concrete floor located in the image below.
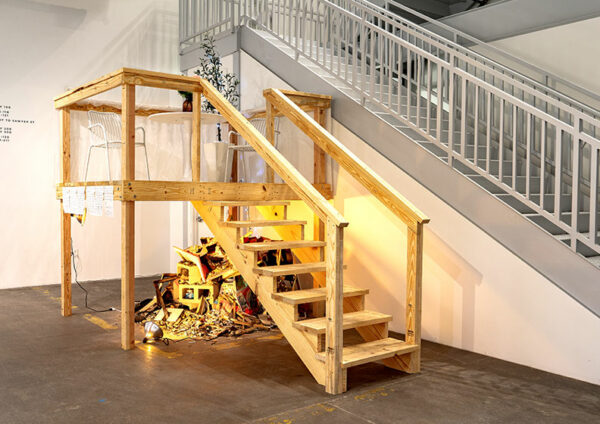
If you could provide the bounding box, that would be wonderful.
[2,277,599,424]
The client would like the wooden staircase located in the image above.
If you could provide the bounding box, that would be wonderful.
[54,70,429,396]
[193,200,422,394]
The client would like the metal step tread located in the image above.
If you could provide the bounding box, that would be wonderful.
[292,310,391,335]
[220,219,306,228]
[207,200,290,207]
[238,240,326,251]
[254,262,326,276]
[315,337,419,368]
[271,285,369,305]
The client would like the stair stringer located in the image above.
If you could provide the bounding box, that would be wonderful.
[255,206,417,373]
[191,201,327,386]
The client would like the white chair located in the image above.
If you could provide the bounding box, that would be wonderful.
[225,117,280,182]
[84,111,151,182]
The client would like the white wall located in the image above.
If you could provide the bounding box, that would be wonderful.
[487,16,600,101]
[0,0,180,287]
[238,51,600,385]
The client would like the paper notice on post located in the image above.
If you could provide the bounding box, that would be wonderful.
[62,187,73,214]
[103,185,114,217]
[72,187,85,215]
[86,186,103,216]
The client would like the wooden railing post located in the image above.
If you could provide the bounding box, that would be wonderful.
[405,222,424,372]
[265,101,276,183]
[192,91,202,182]
[313,106,326,265]
[60,108,72,317]
[325,218,346,394]
[313,107,326,185]
[121,84,136,350]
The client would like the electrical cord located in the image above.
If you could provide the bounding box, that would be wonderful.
[71,237,115,313]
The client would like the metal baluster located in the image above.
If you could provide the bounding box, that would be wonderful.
[447,64,455,163]
[571,133,580,250]
[352,20,358,88]
[460,77,466,157]
[397,43,403,117]
[474,85,479,164]
[554,128,562,220]
[540,121,546,210]
[360,22,367,101]
[486,91,492,172]
[379,30,384,104]
[436,63,442,146]
[370,30,376,102]
[525,112,531,199]
[337,10,342,76]
[591,146,598,244]
[499,98,505,183]
[388,38,393,111]
[310,0,315,62]
[406,48,412,121]
[415,56,422,130]
[427,63,432,134]
[512,104,517,190]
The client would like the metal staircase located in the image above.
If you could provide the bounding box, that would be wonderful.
[179,1,600,313]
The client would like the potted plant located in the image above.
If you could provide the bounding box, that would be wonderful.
[178,91,193,112]
[180,37,240,181]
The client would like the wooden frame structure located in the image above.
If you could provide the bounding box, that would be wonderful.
[54,68,333,349]
[55,68,428,394]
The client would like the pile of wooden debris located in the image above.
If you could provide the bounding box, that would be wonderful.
[134,236,295,342]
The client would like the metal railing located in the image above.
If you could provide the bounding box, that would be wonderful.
[363,0,600,114]
[179,0,600,254]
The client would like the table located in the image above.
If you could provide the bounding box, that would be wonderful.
[148,112,226,177]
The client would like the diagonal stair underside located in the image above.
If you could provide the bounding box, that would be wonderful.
[192,201,328,385]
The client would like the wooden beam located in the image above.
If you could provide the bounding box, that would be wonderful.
[266,101,276,183]
[403,222,424,373]
[60,108,71,317]
[248,103,328,120]
[121,84,136,350]
[54,70,124,109]
[122,68,200,92]
[200,78,347,227]
[54,68,203,110]
[68,102,175,117]
[325,218,346,394]
[192,92,202,182]
[56,181,333,201]
[264,88,429,230]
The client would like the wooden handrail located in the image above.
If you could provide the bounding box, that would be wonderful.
[264,88,430,231]
[199,79,348,228]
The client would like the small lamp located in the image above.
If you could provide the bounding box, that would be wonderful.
[142,321,163,343]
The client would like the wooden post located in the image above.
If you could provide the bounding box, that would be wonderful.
[404,222,424,372]
[325,218,345,394]
[313,107,326,264]
[192,91,202,182]
[60,108,72,317]
[121,84,136,350]
[265,101,276,183]
[229,129,239,221]
[313,107,327,185]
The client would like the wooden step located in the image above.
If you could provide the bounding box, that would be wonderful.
[293,310,391,335]
[206,201,290,207]
[272,286,369,305]
[220,219,306,228]
[238,240,326,251]
[254,262,325,276]
[315,338,419,368]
